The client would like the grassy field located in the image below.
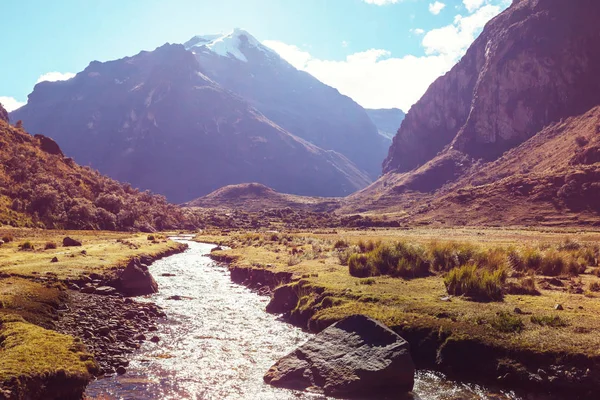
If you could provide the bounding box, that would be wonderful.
[0,228,185,395]
[195,227,600,389]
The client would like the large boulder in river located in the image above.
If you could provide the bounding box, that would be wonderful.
[264,314,415,397]
[116,258,158,296]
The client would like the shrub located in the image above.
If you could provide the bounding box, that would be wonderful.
[2,234,14,243]
[491,312,524,333]
[19,241,34,251]
[147,235,156,241]
[530,315,569,328]
[333,239,349,250]
[348,253,374,278]
[444,264,506,302]
[44,241,57,250]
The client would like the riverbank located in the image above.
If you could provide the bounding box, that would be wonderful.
[0,228,188,399]
[197,227,600,399]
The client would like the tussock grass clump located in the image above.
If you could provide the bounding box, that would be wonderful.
[530,315,569,328]
[429,241,476,272]
[491,312,524,333]
[333,239,349,250]
[348,254,373,277]
[44,241,57,250]
[2,234,14,243]
[19,241,34,251]
[444,264,506,302]
[506,276,540,296]
[347,242,430,279]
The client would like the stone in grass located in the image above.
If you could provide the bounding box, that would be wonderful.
[264,314,415,397]
[555,304,564,311]
[63,237,82,247]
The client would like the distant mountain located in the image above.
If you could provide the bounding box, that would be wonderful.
[343,0,600,226]
[365,108,405,141]
[184,29,388,179]
[185,182,339,212]
[11,44,371,203]
[0,102,188,230]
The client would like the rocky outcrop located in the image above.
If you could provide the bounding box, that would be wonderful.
[264,315,415,397]
[384,0,600,174]
[0,103,7,122]
[12,44,371,203]
[34,134,63,156]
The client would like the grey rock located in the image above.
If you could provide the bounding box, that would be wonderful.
[63,237,82,247]
[116,258,158,296]
[264,315,414,396]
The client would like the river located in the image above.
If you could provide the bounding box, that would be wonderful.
[85,239,521,400]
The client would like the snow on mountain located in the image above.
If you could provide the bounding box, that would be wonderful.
[185,28,274,63]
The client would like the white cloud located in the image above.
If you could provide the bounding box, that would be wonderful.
[463,0,486,12]
[264,40,454,111]
[429,1,446,15]
[262,1,508,111]
[423,4,501,59]
[411,28,425,35]
[36,71,76,84]
[341,40,349,48]
[362,0,400,4]
[0,96,25,112]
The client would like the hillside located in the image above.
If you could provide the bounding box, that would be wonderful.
[11,44,370,203]
[185,29,388,179]
[0,103,188,230]
[344,0,600,226]
[184,183,339,212]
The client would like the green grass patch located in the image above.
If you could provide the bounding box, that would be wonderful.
[491,312,524,333]
[530,315,569,328]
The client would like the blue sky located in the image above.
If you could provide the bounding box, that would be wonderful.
[0,0,510,112]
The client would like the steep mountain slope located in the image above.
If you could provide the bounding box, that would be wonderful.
[11,44,370,203]
[185,29,388,179]
[0,102,187,230]
[384,0,600,176]
[345,0,600,225]
[184,182,339,212]
[410,106,600,226]
[365,108,406,141]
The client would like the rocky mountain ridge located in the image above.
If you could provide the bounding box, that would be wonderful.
[344,0,600,226]
[185,29,388,179]
[11,44,371,203]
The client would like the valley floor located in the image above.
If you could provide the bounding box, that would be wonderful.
[196,227,600,398]
[0,228,186,399]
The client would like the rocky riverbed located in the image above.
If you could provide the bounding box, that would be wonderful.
[56,291,165,376]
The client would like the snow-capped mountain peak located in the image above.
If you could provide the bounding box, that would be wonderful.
[184,28,274,63]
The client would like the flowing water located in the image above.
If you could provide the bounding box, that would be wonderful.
[86,239,522,400]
